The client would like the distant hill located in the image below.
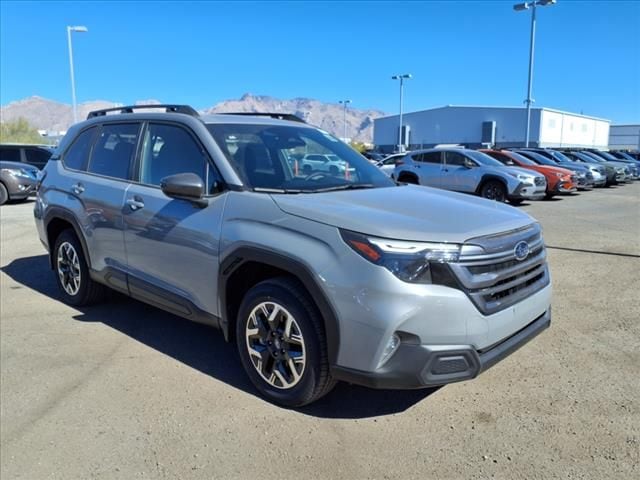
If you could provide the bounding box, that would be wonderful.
[0,94,386,143]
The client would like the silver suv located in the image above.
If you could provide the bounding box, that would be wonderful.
[34,105,552,406]
[394,148,547,205]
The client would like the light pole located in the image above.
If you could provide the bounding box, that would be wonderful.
[391,74,412,152]
[338,99,351,141]
[513,0,556,147]
[67,25,88,124]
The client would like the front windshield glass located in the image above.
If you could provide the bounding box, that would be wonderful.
[516,151,557,166]
[207,124,394,192]
[508,152,537,166]
[581,152,606,162]
[548,150,573,163]
[464,150,504,166]
[596,151,617,161]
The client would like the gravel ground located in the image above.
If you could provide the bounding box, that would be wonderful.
[1,183,639,480]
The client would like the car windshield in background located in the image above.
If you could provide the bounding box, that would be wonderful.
[464,149,504,166]
[518,151,557,166]
[548,150,573,163]
[206,124,394,192]
[595,151,617,161]
[508,152,537,166]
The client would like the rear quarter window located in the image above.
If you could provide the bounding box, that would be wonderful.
[0,147,21,163]
[63,127,98,171]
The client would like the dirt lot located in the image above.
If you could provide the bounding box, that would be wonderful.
[1,184,639,480]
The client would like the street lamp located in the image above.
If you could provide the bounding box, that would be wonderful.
[513,0,556,147]
[391,74,412,152]
[67,25,88,124]
[338,99,352,141]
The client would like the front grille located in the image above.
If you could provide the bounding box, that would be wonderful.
[448,224,550,315]
[586,171,594,180]
[534,177,545,186]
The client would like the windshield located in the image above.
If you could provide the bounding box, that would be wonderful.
[508,152,537,166]
[580,151,606,162]
[515,151,557,166]
[207,124,394,192]
[595,151,617,161]
[547,150,573,163]
[464,150,504,166]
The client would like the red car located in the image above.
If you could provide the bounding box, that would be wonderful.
[481,149,577,199]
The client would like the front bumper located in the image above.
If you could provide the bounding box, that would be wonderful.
[7,178,36,199]
[553,180,577,194]
[332,308,551,389]
[511,182,546,200]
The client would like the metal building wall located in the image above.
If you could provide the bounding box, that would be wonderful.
[608,125,640,150]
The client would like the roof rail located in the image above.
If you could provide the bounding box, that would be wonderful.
[217,112,307,123]
[87,104,200,119]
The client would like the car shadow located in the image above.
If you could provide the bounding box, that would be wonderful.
[1,254,439,418]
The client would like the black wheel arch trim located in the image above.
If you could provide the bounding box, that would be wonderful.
[43,207,91,270]
[476,175,508,195]
[219,246,341,365]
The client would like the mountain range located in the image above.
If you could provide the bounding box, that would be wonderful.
[0,94,386,143]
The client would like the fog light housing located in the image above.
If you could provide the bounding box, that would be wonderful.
[378,333,400,368]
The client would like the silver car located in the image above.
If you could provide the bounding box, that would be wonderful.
[394,148,546,205]
[0,161,39,205]
[34,105,552,407]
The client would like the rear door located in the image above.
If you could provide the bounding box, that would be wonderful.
[414,151,443,186]
[0,146,22,163]
[123,121,226,319]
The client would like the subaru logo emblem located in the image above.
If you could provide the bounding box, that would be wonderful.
[514,241,530,261]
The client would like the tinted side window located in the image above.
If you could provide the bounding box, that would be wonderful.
[422,151,442,164]
[0,147,21,163]
[445,151,467,166]
[88,124,139,180]
[139,123,219,194]
[63,127,97,171]
[25,148,52,167]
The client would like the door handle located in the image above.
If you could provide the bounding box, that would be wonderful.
[126,197,145,211]
[71,183,84,195]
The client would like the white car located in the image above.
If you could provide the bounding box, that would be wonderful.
[376,153,406,177]
[301,154,350,176]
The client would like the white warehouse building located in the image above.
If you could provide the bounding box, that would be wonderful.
[373,105,610,153]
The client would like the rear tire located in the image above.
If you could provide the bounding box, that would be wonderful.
[509,198,523,206]
[480,180,506,202]
[53,229,106,306]
[0,183,8,205]
[236,277,336,407]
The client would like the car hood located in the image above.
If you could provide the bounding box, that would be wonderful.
[0,161,38,172]
[272,185,535,243]
[556,162,588,172]
[532,165,574,176]
[503,166,544,178]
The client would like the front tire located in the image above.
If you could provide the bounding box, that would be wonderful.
[480,180,506,202]
[0,183,8,205]
[53,229,106,306]
[236,277,335,407]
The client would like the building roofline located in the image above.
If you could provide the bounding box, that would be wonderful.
[375,105,610,123]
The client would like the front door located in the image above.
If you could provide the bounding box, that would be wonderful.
[123,122,226,320]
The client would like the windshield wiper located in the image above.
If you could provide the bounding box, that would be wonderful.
[307,184,377,193]
[253,187,303,194]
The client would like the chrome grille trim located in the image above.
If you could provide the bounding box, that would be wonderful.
[450,224,550,315]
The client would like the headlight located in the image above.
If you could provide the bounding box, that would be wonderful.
[1,168,33,179]
[341,230,460,284]
[554,172,565,178]
[507,172,533,182]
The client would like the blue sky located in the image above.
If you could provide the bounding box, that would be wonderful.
[1,1,639,122]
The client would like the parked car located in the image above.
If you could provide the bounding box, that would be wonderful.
[362,151,386,163]
[34,105,552,407]
[0,143,53,169]
[300,153,354,176]
[561,151,618,186]
[512,150,594,190]
[376,153,405,177]
[585,150,639,179]
[394,148,546,205]
[0,160,39,205]
[575,151,632,183]
[480,149,576,199]
[608,150,640,167]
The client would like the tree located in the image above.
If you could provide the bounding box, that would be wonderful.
[349,141,367,153]
[0,118,45,144]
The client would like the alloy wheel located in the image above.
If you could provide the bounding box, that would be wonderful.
[245,302,306,389]
[57,241,81,296]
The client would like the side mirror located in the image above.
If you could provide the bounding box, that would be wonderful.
[464,158,476,169]
[161,173,208,207]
